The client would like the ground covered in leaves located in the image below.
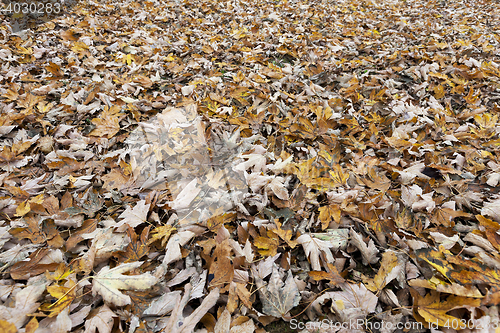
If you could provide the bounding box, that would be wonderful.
[1,0,500,332]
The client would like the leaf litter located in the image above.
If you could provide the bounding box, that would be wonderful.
[0,0,500,332]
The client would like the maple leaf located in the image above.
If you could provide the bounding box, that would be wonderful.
[308,262,345,286]
[410,290,480,329]
[415,247,454,282]
[363,250,402,292]
[84,304,116,333]
[10,214,46,244]
[297,233,335,271]
[39,280,76,317]
[92,261,158,306]
[115,200,150,232]
[253,264,301,318]
[208,240,234,291]
[0,284,46,328]
[254,232,279,257]
[89,105,124,138]
[318,204,341,230]
[114,226,150,262]
[312,283,378,323]
[349,229,379,265]
[148,225,176,247]
[271,221,298,248]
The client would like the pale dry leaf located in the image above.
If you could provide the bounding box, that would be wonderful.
[242,239,254,263]
[214,308,231,333]
[297,234,335,271]
[165,283,220,333]
[486,173,500,187]
[0,283,46,328]
[254,264,301,318]
[92,261,157,306]
[230,319,255,333]
[313,283,378,323]
[169,178,201,211]
[251,253,280,280]
[36,307,72,333]
[115,200,150,232]
[143,290,182,316]
[481,198,500,222]
[84,304,116,333]
[349,229,379,265]
[69,305,92,328]
[162,230,195,266]
[429,232,460,250]
[268,177,289,200]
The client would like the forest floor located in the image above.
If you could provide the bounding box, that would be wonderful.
[1,0,500,332]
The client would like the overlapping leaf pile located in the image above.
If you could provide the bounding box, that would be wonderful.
[1,0,500,332]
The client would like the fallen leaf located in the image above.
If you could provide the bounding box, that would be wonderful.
[115,200,150,232]
[253,264,301,318]
[84,304,116,333]
[92,261,157,306]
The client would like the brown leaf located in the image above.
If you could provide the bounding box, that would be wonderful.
[114,226,150,262]
[308,263,345,285]
[209,240,234,291]
[9,249,60,279]
[364,251,401,292]
[66,219,98,250]
[410,289,480,329]
[10,215,46,244]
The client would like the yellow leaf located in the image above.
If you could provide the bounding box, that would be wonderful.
[318,205,341,230]
[45,263,74,282]
[434,84,445,99]
[411,290,480,329]
[329,164,349,186]
[416,247,454,283]
[364,251,399,292]
[0,320,17,333]
[271,221,297,248]
[15,201,31,217]
[254,234,279,257]
[409,278,483,298]
[148,225,176,247]
[42,281,76,317]
[25,317,38,333]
